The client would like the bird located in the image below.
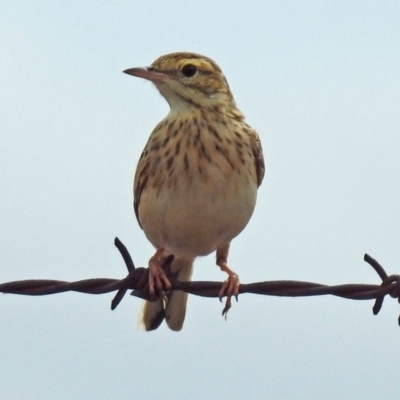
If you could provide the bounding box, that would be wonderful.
[123,52,265,331]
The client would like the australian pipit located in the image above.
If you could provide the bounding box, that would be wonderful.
[124,52,265,331]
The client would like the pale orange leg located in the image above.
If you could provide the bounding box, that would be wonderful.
[148,248,171,295]
[216,244,239,316]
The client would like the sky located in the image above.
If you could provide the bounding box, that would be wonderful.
[1,1,400,399]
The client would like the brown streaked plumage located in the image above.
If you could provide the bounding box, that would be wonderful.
[124,52,265,331]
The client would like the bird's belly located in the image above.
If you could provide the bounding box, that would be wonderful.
[139,172,257,258]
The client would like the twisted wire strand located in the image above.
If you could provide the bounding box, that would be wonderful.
[1,238,399,325]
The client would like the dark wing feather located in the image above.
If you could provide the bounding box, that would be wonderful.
[133,154,150,230]
[250,130,265,187]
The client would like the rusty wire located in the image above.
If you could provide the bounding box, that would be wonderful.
[1,237,399,325]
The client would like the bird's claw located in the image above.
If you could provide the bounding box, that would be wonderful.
[148,263,171,295]
[218,273,239,318]
[148,249,171,295]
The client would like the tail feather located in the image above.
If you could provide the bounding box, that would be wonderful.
[165,258,193,331]
[140,258,193,331]
[140,297,165,331]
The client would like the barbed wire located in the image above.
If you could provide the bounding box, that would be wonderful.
[1,237,399,325]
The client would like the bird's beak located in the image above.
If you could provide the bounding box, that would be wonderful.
[123,67,168,84]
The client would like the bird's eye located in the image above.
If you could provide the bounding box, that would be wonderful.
[181,64,197,77]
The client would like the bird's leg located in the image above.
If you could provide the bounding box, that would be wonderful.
[216,244,239,317]
[148,248,171,295]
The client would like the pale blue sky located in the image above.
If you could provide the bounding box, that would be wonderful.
[1,2,400,399]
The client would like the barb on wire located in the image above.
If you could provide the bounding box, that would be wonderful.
[1,237,399,326]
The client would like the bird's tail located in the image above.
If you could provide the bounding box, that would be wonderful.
[140,258,193,331]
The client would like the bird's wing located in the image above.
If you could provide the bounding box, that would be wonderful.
[250,129,265,187]
[133,151,150,229]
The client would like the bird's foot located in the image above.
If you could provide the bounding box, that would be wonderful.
[217,258,240,317]
[148,248,171,295]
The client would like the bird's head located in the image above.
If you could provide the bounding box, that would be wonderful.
[124,52,236,111]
